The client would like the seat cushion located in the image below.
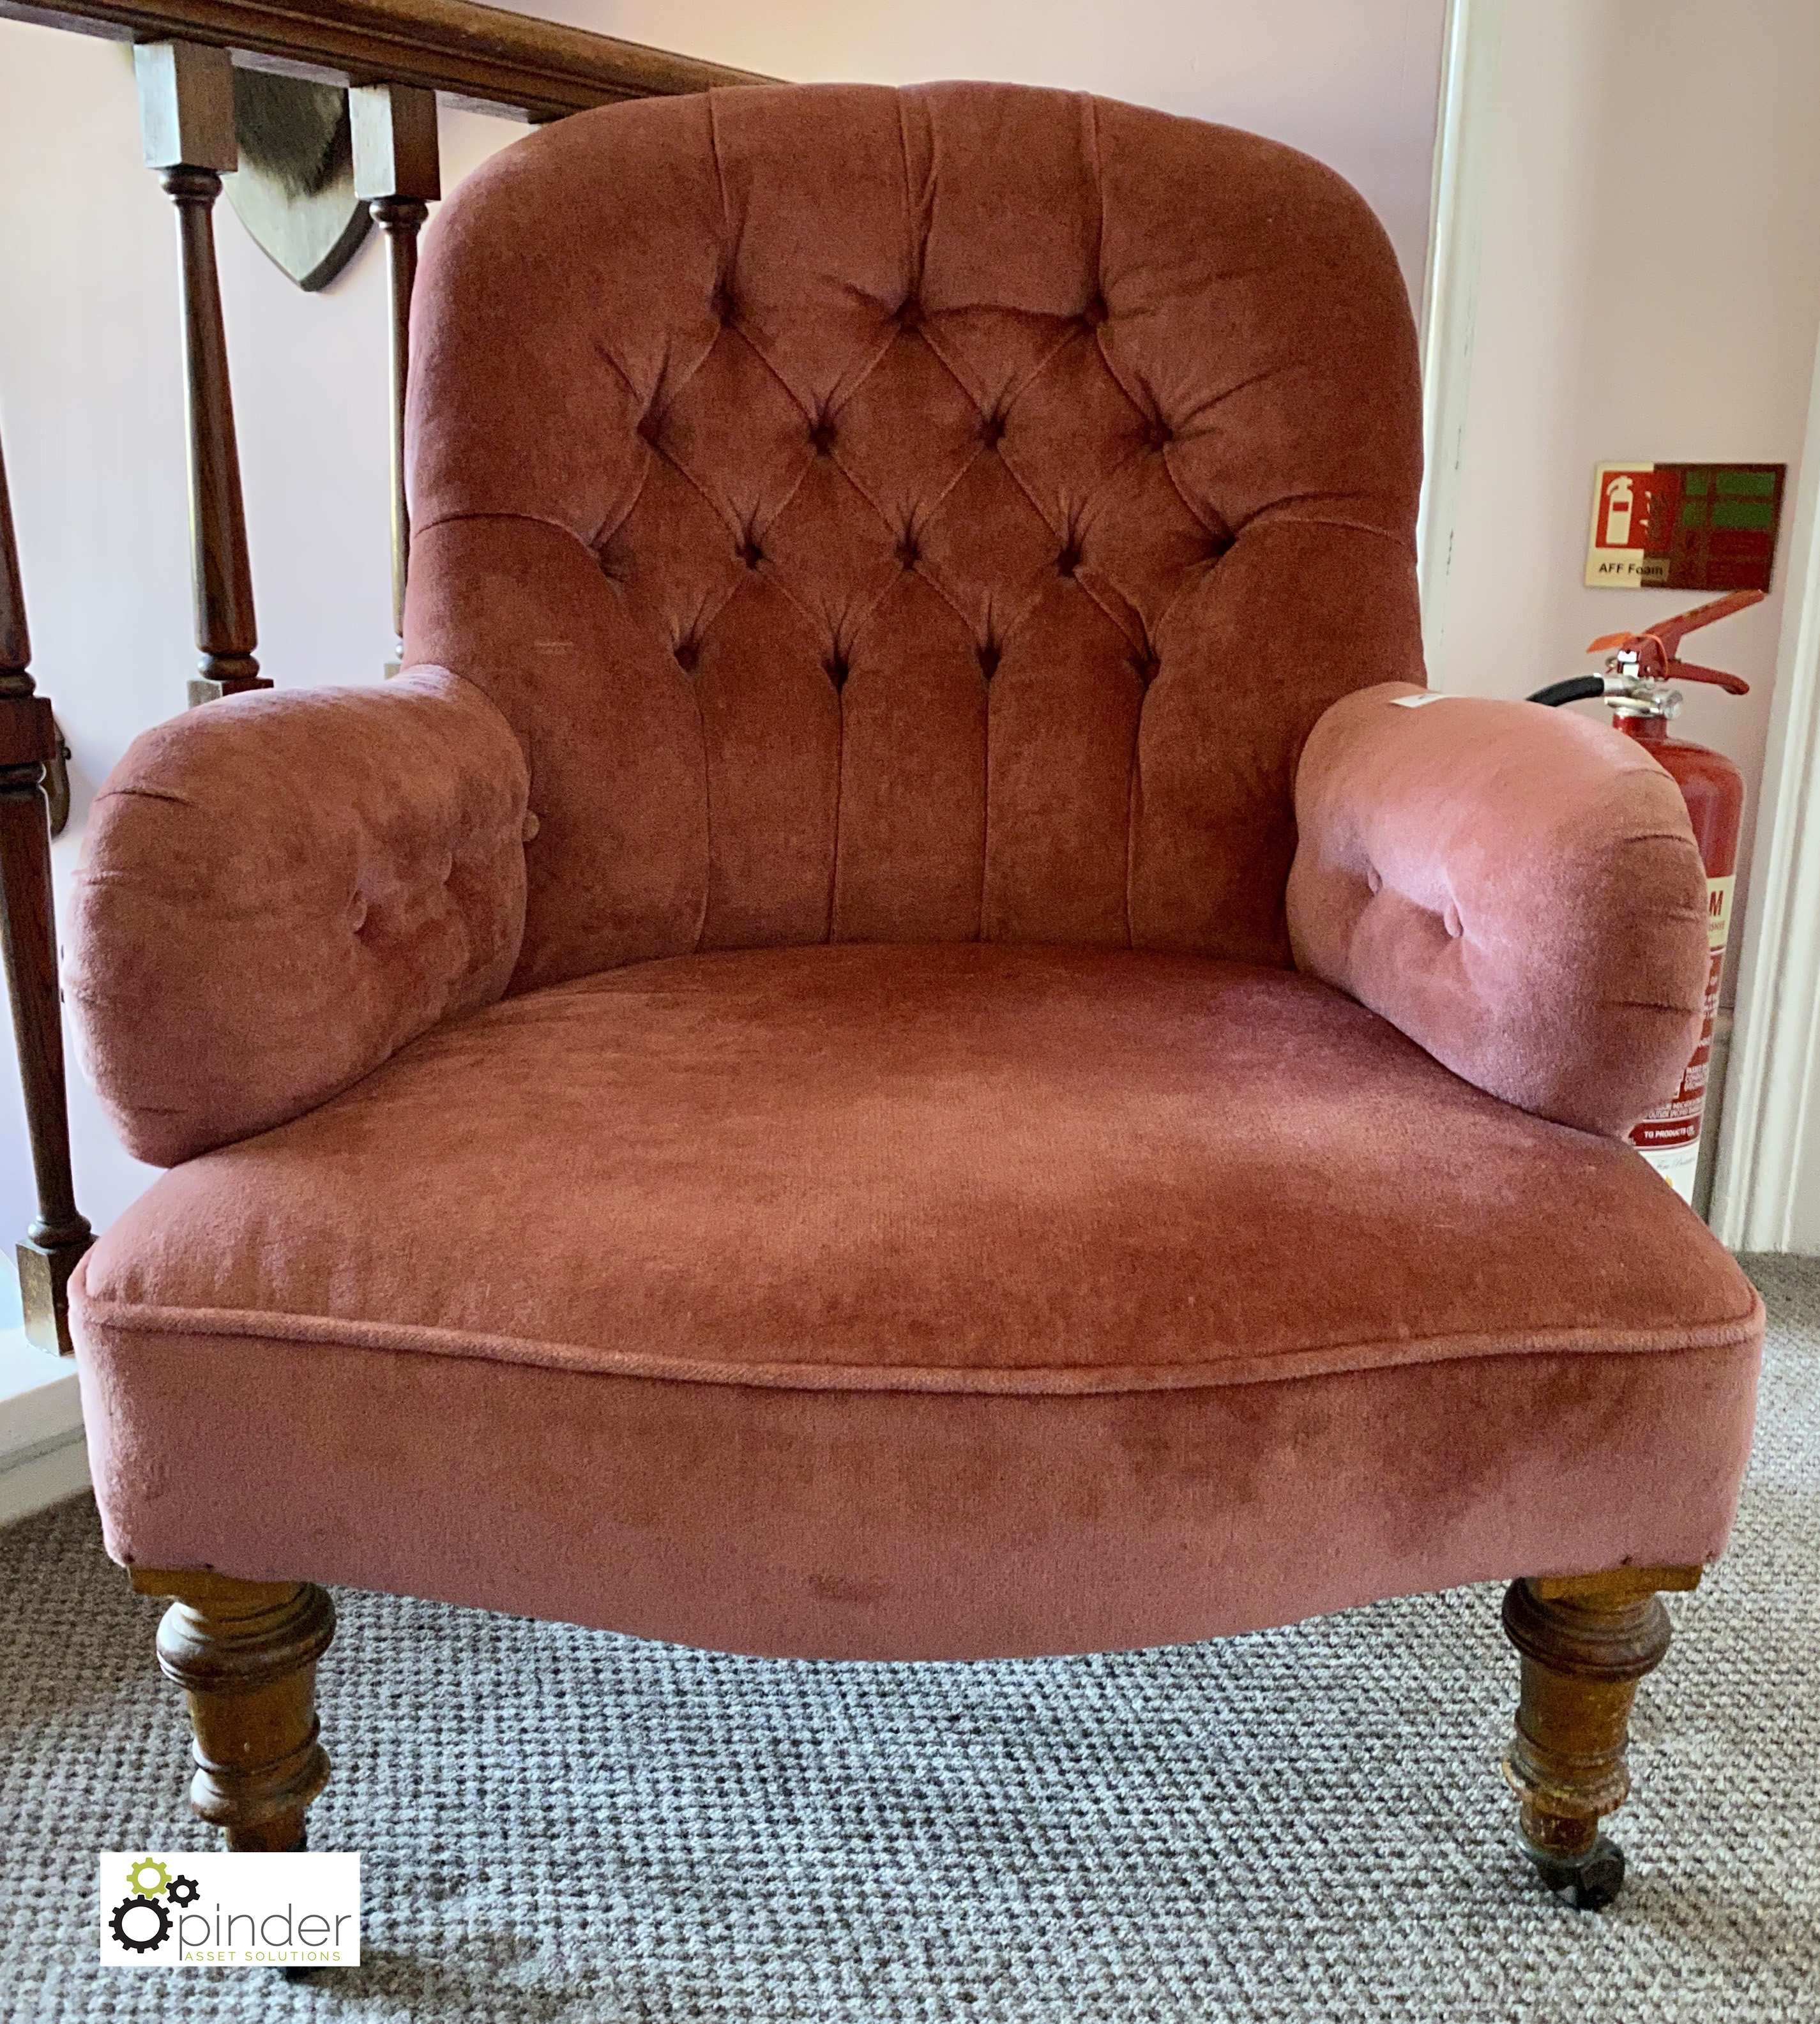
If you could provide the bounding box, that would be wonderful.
[73,945,1762,1658]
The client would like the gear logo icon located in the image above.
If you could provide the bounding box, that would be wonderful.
[109,1894,172,1954]
[106,1855,190,1955]
[125,1856,171,1898]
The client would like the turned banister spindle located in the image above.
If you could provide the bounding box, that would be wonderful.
[351,83,440,674]
[135,40,271,709]
[0,427,93,1356]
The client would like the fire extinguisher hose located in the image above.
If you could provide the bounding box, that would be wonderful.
[1527,676,1607,707]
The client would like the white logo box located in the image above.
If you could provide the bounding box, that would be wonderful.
[98,1851,360,1968]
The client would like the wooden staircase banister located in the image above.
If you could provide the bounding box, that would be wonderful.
[0,0,774,122]
[0,0,775,1356]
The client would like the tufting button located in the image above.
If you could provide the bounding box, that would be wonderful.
[895,296,923,334]
[1145,418,1174,451]
[349,893,368,933]
[825,651,851,692]
[522,812,540,843]
[637,410,663,449]
[436,849,453,884]
[1056,542,1081,579]
[709,279,736,325]
[673,637,699,674]
[1080,295,1109,331]
[896,532,921,571]
[1132,647,1161,688]
[737,533,764,571]
[980,411,1006,451]
[809,418,837,456]
[1365,868,1383,895]
[978,640,1001,681]
[1444,902,1464,939]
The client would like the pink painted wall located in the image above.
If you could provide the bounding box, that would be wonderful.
[1430,0,1820,1025]
[520,0,1447,302]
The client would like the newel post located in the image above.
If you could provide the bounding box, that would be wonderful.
[351,84,441,672]
[0,427,93,1356]
[135,42,271,709]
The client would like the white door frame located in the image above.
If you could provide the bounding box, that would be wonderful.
[1710,321,1820,1253]
[1416,0,1505,673]
[1419,0,1819,1252]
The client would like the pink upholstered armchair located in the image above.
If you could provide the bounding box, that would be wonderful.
[68,83,1761,1912]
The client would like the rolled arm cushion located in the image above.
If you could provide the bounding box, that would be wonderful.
[68,668,529,1167]
[1285,682,1708,1136]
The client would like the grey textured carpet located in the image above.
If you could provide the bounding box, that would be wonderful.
[3,1258,1816,2023]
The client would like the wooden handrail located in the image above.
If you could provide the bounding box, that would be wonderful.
[0,0,773,121]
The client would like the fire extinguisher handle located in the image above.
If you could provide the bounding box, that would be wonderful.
[1527,676,1608,707]
[1664,660,1750,695]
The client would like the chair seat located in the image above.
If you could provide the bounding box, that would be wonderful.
[74,944,1762,1659]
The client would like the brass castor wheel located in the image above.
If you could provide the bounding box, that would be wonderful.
[1522,1832,1626,1911]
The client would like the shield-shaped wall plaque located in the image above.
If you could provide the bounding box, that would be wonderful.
[223,69,371,292]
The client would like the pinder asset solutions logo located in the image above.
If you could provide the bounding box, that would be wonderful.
[98,1851,360,1968]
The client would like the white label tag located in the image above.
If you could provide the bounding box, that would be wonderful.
[1639,1139,1701,1206]
[99,1852,360,1968]
[1392,691,1450,707]
[1706,873,1735,955]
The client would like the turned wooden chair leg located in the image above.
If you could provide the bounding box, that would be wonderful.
[130,1568,335,1852]
[1500,1564,1701,1909]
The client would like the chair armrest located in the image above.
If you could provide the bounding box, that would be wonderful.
[1285,682,1708,1135]
[68,669,529,1167]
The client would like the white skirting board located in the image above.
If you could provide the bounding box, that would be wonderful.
[0,1327,89,1527]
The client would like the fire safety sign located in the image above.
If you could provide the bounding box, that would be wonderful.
[1586,461,1785,591]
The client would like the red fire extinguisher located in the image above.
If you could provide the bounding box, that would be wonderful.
[1529,587,1760,1204]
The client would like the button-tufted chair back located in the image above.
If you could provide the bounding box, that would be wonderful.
[404,82,1425,994]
